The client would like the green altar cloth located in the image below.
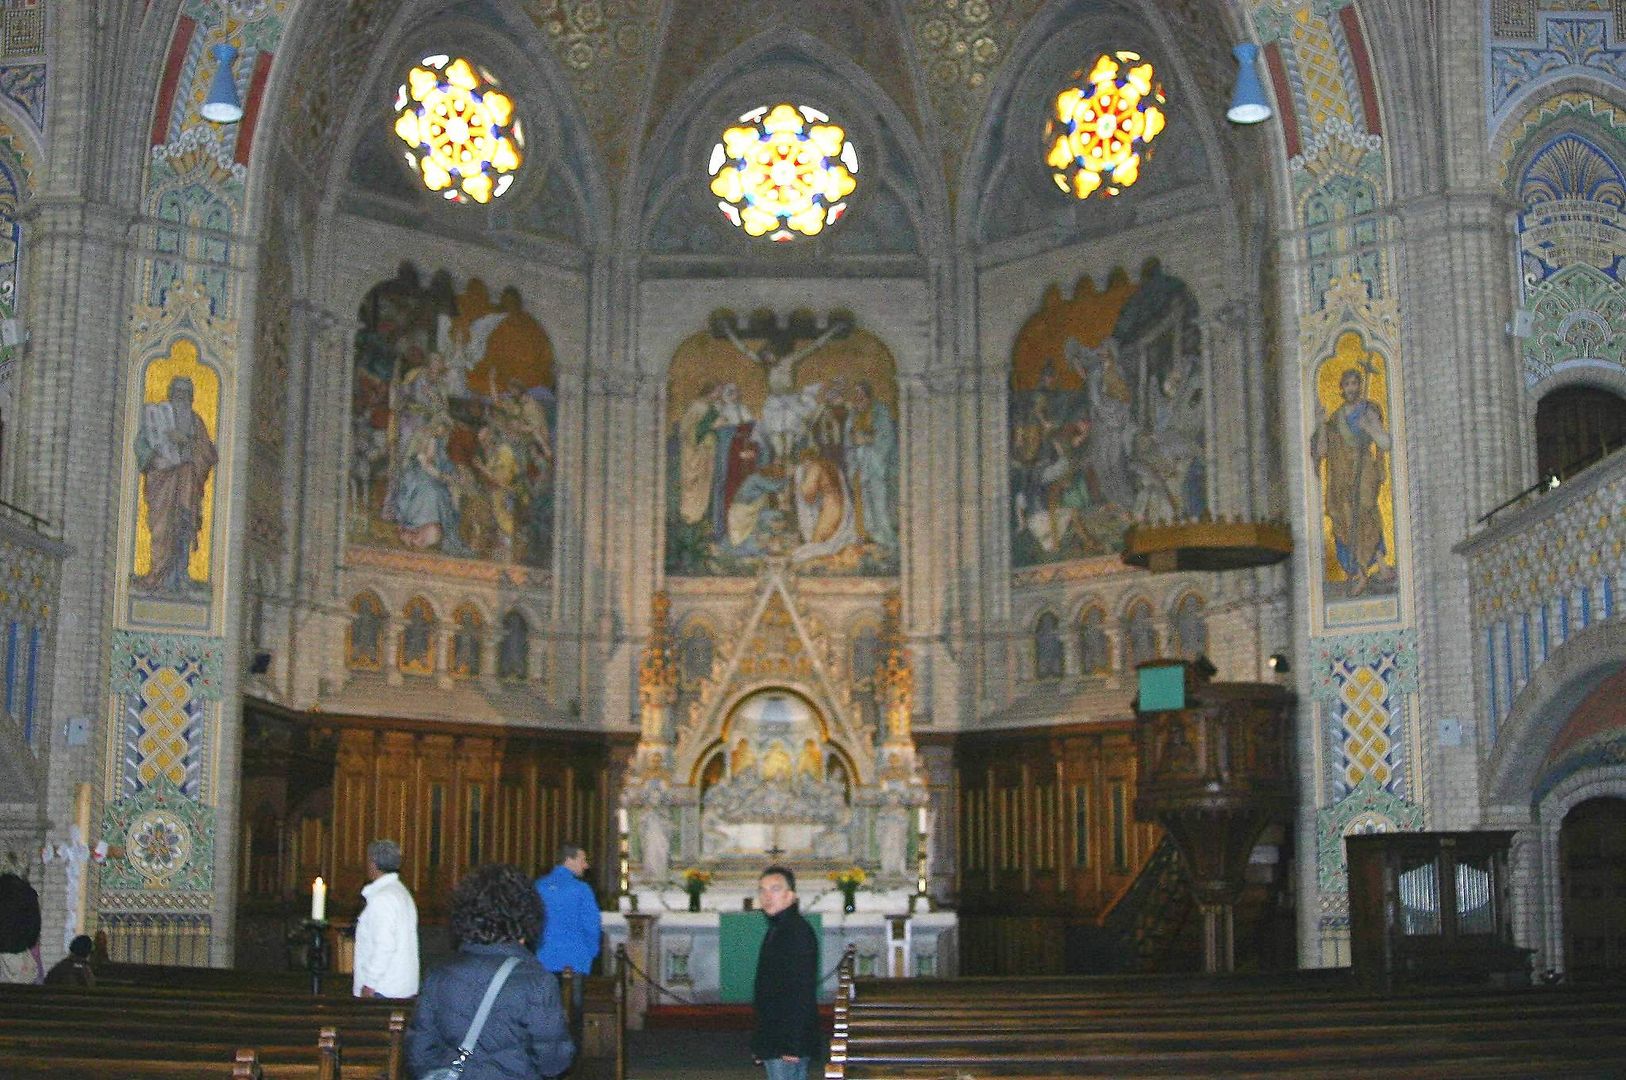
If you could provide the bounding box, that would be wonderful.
[717,910,822,1003]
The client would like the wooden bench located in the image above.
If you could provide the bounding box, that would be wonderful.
[822,947,1626,1079]
[0,953,626,1080]
[0,981,405,1080]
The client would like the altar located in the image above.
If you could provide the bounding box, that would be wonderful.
[604,889,958,1009]
[610,581,958,1014]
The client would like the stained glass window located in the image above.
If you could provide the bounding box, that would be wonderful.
[1046,51,1166,200]
[708,103,858,241]
[394,55,524,204]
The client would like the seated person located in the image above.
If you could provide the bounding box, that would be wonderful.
[44,935,95,988]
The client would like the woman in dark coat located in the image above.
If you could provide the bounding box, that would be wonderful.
[407,864,575,1079]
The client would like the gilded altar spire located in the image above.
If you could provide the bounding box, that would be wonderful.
[639,590,677,709]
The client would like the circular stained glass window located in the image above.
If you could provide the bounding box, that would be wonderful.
[708,103,858,242]
[1045,51,1166,200]
[394,54,524,204]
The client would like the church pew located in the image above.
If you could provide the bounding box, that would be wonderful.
[0,1027,343,1080]
[823,947,1626,1079]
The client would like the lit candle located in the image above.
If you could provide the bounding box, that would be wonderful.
[617,807,629,835]
[311,877,326,922]
[917,806,928,834]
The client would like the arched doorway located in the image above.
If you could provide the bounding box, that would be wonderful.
[1561,797,1626,979]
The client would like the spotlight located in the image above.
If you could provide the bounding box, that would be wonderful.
[201,43,244,124]
[1227,43,1272,125]
[1268,653,1291,674]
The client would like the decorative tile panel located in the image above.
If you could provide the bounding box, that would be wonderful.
[1490,14,1626,129]
[99,777,216,893]
[111,631,224,797]
[1464,453,1626,741]
[1312,629,1418,798]
[0,62,43,131]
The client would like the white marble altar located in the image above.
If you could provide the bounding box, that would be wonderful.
[604,886,957,1010]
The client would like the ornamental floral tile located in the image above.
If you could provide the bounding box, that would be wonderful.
[100,777,216,892]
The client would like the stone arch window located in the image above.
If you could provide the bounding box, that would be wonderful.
[850,622,882,691]
[1078,606,1111,676]
[347,592,386,671]
[1124,600,1158,669]
[1536,385,1626,479]
[498,609,530,681]
[451,604,484,678]
[1171,593,1208,660]
[679,621,714,688]
[1035,611,1065,680]
[399,597,437,676]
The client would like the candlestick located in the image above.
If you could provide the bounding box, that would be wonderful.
[311,876,327,923]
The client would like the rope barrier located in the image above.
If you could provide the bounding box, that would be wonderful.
[618,945,854,1007]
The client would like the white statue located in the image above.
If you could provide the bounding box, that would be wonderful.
[639,807,671,882]
[877,808,909,879]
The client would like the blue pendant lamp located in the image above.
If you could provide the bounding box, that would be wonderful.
[201,43,244,124]
[1227,43,1272,125]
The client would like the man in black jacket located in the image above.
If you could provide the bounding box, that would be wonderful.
[752,865,821,1080]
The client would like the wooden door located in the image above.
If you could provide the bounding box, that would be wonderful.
[1562,797,1626,978]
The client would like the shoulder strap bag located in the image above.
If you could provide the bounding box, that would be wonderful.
[419,956,521,1080]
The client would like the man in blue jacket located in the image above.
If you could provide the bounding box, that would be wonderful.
[535,843,601,1015]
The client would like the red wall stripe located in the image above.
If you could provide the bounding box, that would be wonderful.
[234,51,274,166]
[1264,43,1300,160]
[150,15,196,147]
[1339,4,1382,137]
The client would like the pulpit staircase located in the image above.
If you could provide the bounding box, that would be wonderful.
[1096,834,1198,972]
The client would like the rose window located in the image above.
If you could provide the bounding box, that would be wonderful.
[1045,51,1166,200]
[394,55,524,204]
[708,103,858,241]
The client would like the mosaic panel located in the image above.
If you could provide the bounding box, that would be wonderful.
[99,777,216,893]
[1008,265,1207,567]
[1522,264,1626,383]
[1,0,43,60]
[111,631,224,798]
[1311,629,1418,799]
[1515,125,1626,288]
[1314,772,1424,919]
[1489,14,1626,128]
[0,62,43,131]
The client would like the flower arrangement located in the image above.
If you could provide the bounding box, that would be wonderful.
[830,866,866,912]
[829,867,867,890]
[681,867,713,911]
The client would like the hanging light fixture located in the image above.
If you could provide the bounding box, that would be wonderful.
[1227,43,1271,124]
[201,43,244,124]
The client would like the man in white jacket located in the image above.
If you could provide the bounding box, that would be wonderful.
[353,839,420,998]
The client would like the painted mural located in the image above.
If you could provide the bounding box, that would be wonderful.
[665,309,899,577]
[349,264,556,567]
[1311,331,1397,599]
[1009,261,1206,568]
[133,341,219,598]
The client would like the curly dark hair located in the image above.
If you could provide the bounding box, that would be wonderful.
[449,863,544,949]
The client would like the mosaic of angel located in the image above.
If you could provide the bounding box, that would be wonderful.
[349,264,555,567]
[665,309,899,577]
[1010,261,1207,568]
